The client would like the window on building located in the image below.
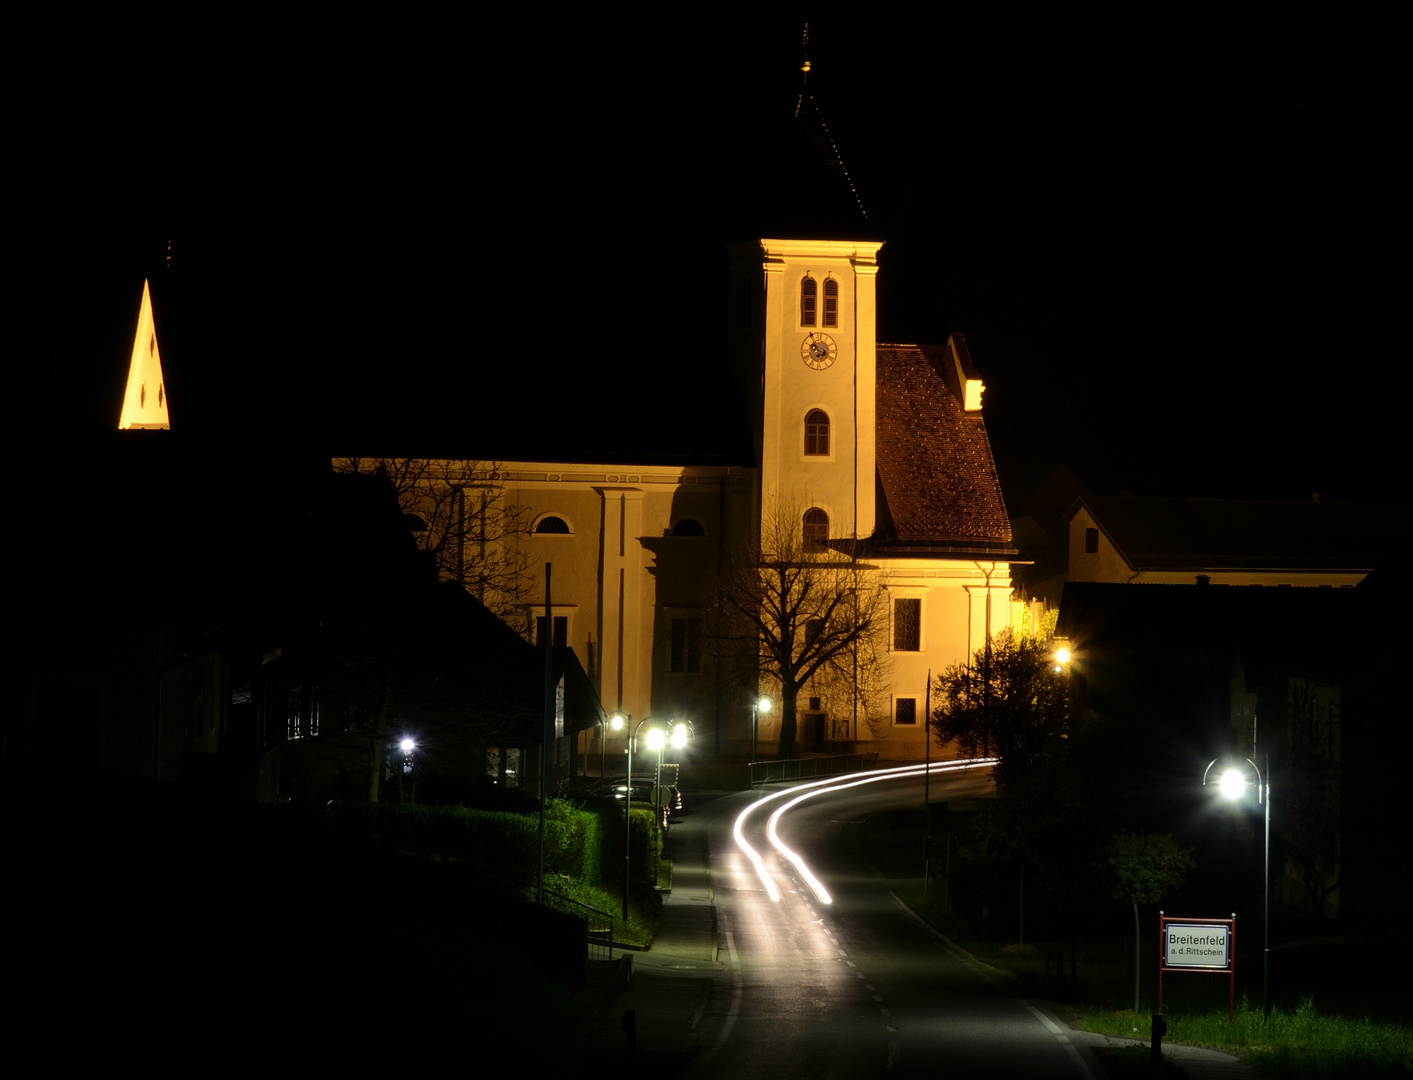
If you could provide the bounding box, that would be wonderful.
[669,617,703,673]
[804,618,826,650]
[535,616,568,647]
[671,518,706,537]
[804,409,830,456]
[803,508,829,553]
[535,515,571,534]
[893,598,921,651]
[1084,527,1099,553]
[822,278,838,327]
[895,698,918,725]
[801,276,817,326]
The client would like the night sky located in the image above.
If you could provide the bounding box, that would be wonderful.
[48,14,1400,506]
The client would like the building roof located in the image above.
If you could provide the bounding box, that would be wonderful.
[873,342,1015,555]
[1075,495,1413,573]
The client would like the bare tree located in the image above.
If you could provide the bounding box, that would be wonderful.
[333,458,531,619]
[715,506,890,758]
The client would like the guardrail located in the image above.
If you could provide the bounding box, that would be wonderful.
[543,890,615,963]
[748,752,880,787]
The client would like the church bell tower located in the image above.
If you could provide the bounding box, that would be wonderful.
[727,238,883,546]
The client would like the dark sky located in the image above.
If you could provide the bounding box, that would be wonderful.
[49,14,1401,505]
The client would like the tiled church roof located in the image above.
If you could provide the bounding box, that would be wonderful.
[874,343,1014,553]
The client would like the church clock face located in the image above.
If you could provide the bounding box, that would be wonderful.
[801,332,837,369]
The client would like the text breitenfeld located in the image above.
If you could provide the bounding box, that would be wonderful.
[1168,934,1223,946]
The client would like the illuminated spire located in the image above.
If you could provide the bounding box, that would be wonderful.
[793,24,868,221]
[117,279,171,430]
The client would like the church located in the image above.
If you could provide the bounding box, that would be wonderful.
[336,234,1021,763]
[324,51,1024,766]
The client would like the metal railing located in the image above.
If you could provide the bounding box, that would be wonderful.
[542,890,615,963]
[748,752,880,787]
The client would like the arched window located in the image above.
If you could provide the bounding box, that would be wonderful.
[803,508,829,553]
[822,278,838,327]
[534,515,571,534]
[800,276,817,327]
[671,518,706,537]
[804,409,830,456]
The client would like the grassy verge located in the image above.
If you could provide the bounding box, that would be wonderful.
[544,870,663,949]
[893,884,1412,1078]
[1074,998,1411,1079]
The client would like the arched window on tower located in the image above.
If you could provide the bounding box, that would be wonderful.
[822,278,838,327]
[800,276,817,327]
[804,409,830,456]
[803,508,829,553]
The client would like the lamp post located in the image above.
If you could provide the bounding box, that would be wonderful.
[622,716,652,919]
[751,695,772,762]
[1203,754,1271,1017]
[654,721,692,824]
[621,717,693,919]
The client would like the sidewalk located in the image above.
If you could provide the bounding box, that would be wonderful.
[575,818,728,1078]
[576,806,1267,1080]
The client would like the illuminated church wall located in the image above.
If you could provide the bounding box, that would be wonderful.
[498,465,754,745]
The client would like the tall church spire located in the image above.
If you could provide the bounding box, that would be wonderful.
[117,279,171,430]
[793,23,868,222]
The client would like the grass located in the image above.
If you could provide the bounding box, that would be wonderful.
[543,870,663,949]
[1076,997,1412,1079]
[892,883,1412,1078]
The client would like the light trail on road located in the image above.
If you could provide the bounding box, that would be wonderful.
[732,759,996,904]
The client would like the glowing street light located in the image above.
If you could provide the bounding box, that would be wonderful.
[751,695,773,762]
[1203,754,1272,1017]
[621,717,686,919]
[396,737,417,802]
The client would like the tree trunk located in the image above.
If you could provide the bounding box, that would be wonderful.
[777,687,798,759]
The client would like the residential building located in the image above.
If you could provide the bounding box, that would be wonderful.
[1013,470,1413,607]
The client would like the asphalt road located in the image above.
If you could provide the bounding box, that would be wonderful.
[676,768,1105,1079]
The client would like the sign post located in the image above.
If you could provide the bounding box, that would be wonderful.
[1158,912,1237,1022]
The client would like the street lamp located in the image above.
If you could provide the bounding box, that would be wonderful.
[620,717,694,918]
[600,712,625,779]
[622,716,657,919]
[751,695,773,761]
[653,721,692,823]
[1203,754,1271,1017]
[397,737,416,802]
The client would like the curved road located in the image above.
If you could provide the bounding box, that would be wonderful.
[676,765,1103,1080]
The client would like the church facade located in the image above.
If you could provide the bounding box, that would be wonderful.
[343,234,1020,763]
